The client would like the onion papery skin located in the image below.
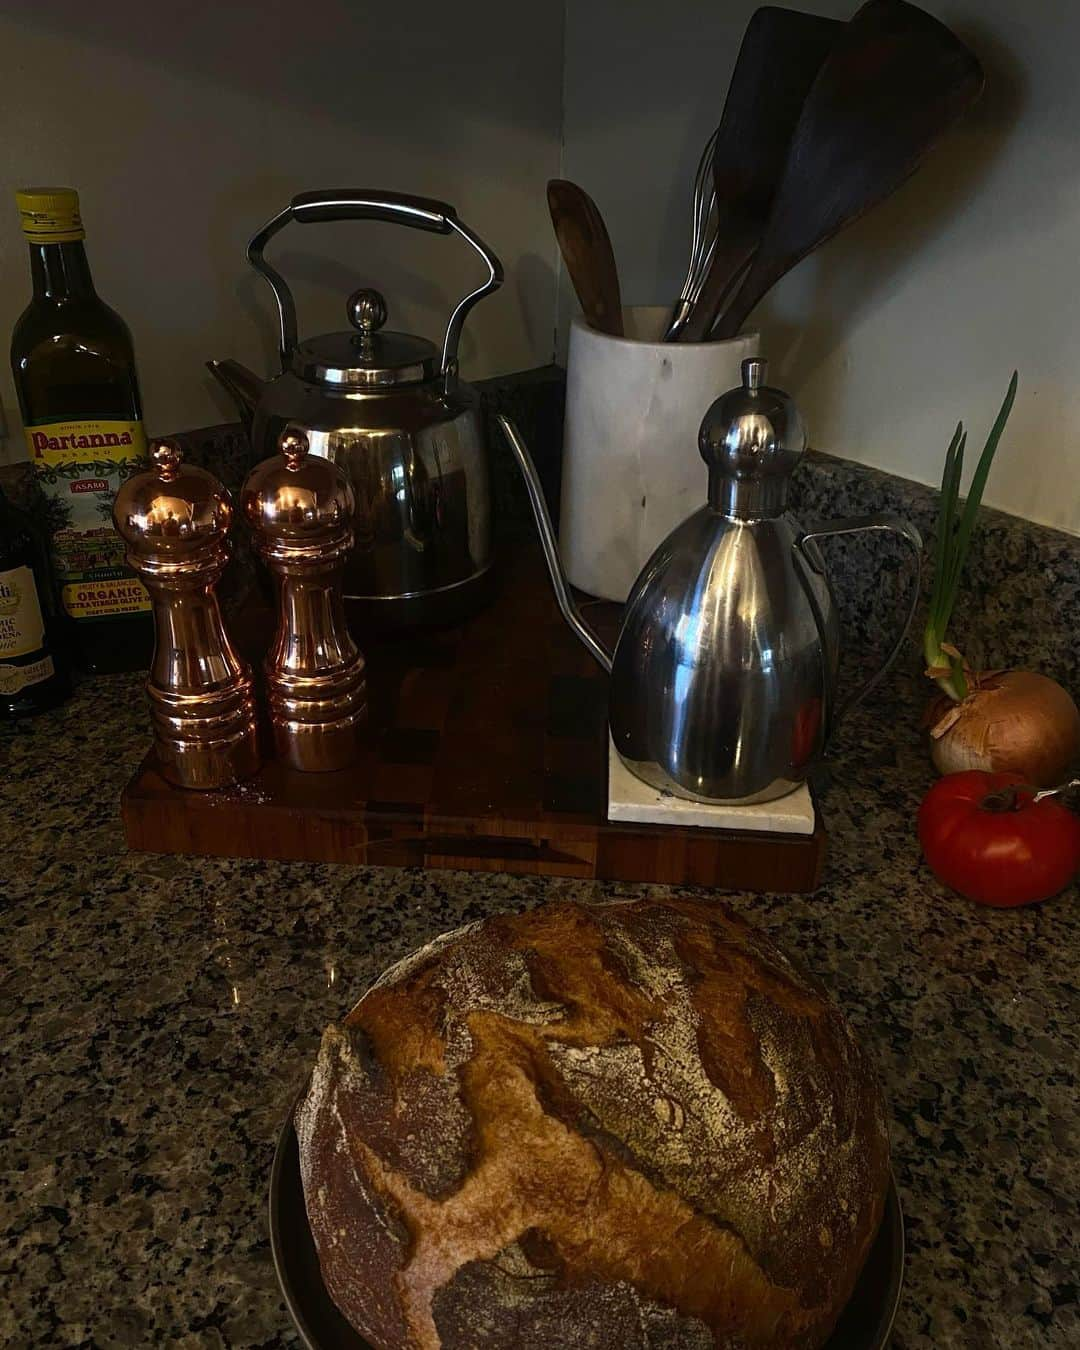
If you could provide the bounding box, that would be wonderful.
[929,670,1080,787]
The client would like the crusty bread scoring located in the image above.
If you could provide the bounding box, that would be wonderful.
[296,897,889,1349]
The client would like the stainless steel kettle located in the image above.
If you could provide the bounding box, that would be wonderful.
[497,357,922,805]
[208,189,502,628]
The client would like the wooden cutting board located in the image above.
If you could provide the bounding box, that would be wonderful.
[120,544,826,889]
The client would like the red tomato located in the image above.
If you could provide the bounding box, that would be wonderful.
[918,770,1080,907]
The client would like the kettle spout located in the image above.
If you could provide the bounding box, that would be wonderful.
[206,358,265,430]
[495,415,613,674]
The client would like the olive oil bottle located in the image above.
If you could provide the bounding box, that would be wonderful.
[10,187,153,673]
[0,483,70,718]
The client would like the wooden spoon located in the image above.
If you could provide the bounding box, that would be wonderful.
[547,179,624,337]
[678,6,842,343]
[713,0,984,340]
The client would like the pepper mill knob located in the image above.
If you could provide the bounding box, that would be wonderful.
[280,429,309,472]
[151,438,183,481]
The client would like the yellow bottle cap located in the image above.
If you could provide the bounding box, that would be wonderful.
[15,186,85,244]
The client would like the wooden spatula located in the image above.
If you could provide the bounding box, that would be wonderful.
[713,0,983,340]
[678,6,842,343]
[547,179,624,337]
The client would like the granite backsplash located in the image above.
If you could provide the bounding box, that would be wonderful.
[477,365,1080,691]
[6,363,1077,694]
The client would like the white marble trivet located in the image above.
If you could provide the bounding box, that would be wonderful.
[607,737,815,835]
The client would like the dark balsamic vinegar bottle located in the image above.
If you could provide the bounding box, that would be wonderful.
[0,483,70,717]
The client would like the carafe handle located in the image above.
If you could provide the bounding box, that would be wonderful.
[247,189,503,384]
[794,513,922,741]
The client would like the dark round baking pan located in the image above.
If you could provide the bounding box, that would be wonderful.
[270,1098,904,1350]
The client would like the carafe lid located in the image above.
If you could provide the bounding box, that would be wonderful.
[699,357,806,518]
[290,287,437,389]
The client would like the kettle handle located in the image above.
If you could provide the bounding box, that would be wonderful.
[247,189,503,383]
[794,513,923,740]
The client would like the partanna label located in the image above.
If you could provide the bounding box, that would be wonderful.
[25,417,152,623]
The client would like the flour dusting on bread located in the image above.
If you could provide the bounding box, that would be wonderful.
[296,897,889,1349]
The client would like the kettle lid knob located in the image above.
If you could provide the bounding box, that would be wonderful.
[347,287,388,336]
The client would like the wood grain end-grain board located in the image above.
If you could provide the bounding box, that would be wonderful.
[121,546,826,890]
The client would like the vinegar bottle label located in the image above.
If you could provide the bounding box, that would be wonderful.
[0,563,56,693]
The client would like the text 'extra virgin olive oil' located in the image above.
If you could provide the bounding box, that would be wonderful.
[0,483,70,718]
[10,186,153,674]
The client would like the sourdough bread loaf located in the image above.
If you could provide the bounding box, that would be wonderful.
[296,897,889,1349]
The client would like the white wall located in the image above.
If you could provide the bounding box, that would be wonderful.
[0,1,564,450]
[4,1,1077,532]
[562,0,1079,533]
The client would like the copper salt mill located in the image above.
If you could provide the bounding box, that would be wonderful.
[113,440,260,789]
[241,429,366,771]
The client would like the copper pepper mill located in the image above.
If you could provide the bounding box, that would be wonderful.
[112,440,260,789]
[241,429,366,771]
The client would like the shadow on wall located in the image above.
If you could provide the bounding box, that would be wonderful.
[515,252,560,357]
[645,9,754,308]
[230,243,454,379]
[11,0,557,134]
[757,20,1026,432]
[228,240,559,382]
[1,0,564,437]
[558,1,1020,379]
[205,174,500,385]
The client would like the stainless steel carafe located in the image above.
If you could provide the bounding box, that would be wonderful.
[498,357,922,805]
[208,189,502,629]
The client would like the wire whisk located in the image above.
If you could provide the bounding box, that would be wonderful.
[664,128,719,341]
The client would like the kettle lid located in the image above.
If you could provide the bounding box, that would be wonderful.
[291,287,437,389]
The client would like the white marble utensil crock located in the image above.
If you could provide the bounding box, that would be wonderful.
[559,306,758,601]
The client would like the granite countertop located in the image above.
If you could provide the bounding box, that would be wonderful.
[2,658,1077,1350]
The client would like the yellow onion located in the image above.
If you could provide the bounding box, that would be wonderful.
[929,669,1080,786]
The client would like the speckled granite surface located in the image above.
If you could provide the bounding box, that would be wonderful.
[3,663,1077,1348]
[2,371,1079,1349]
[790,448,1080,688]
